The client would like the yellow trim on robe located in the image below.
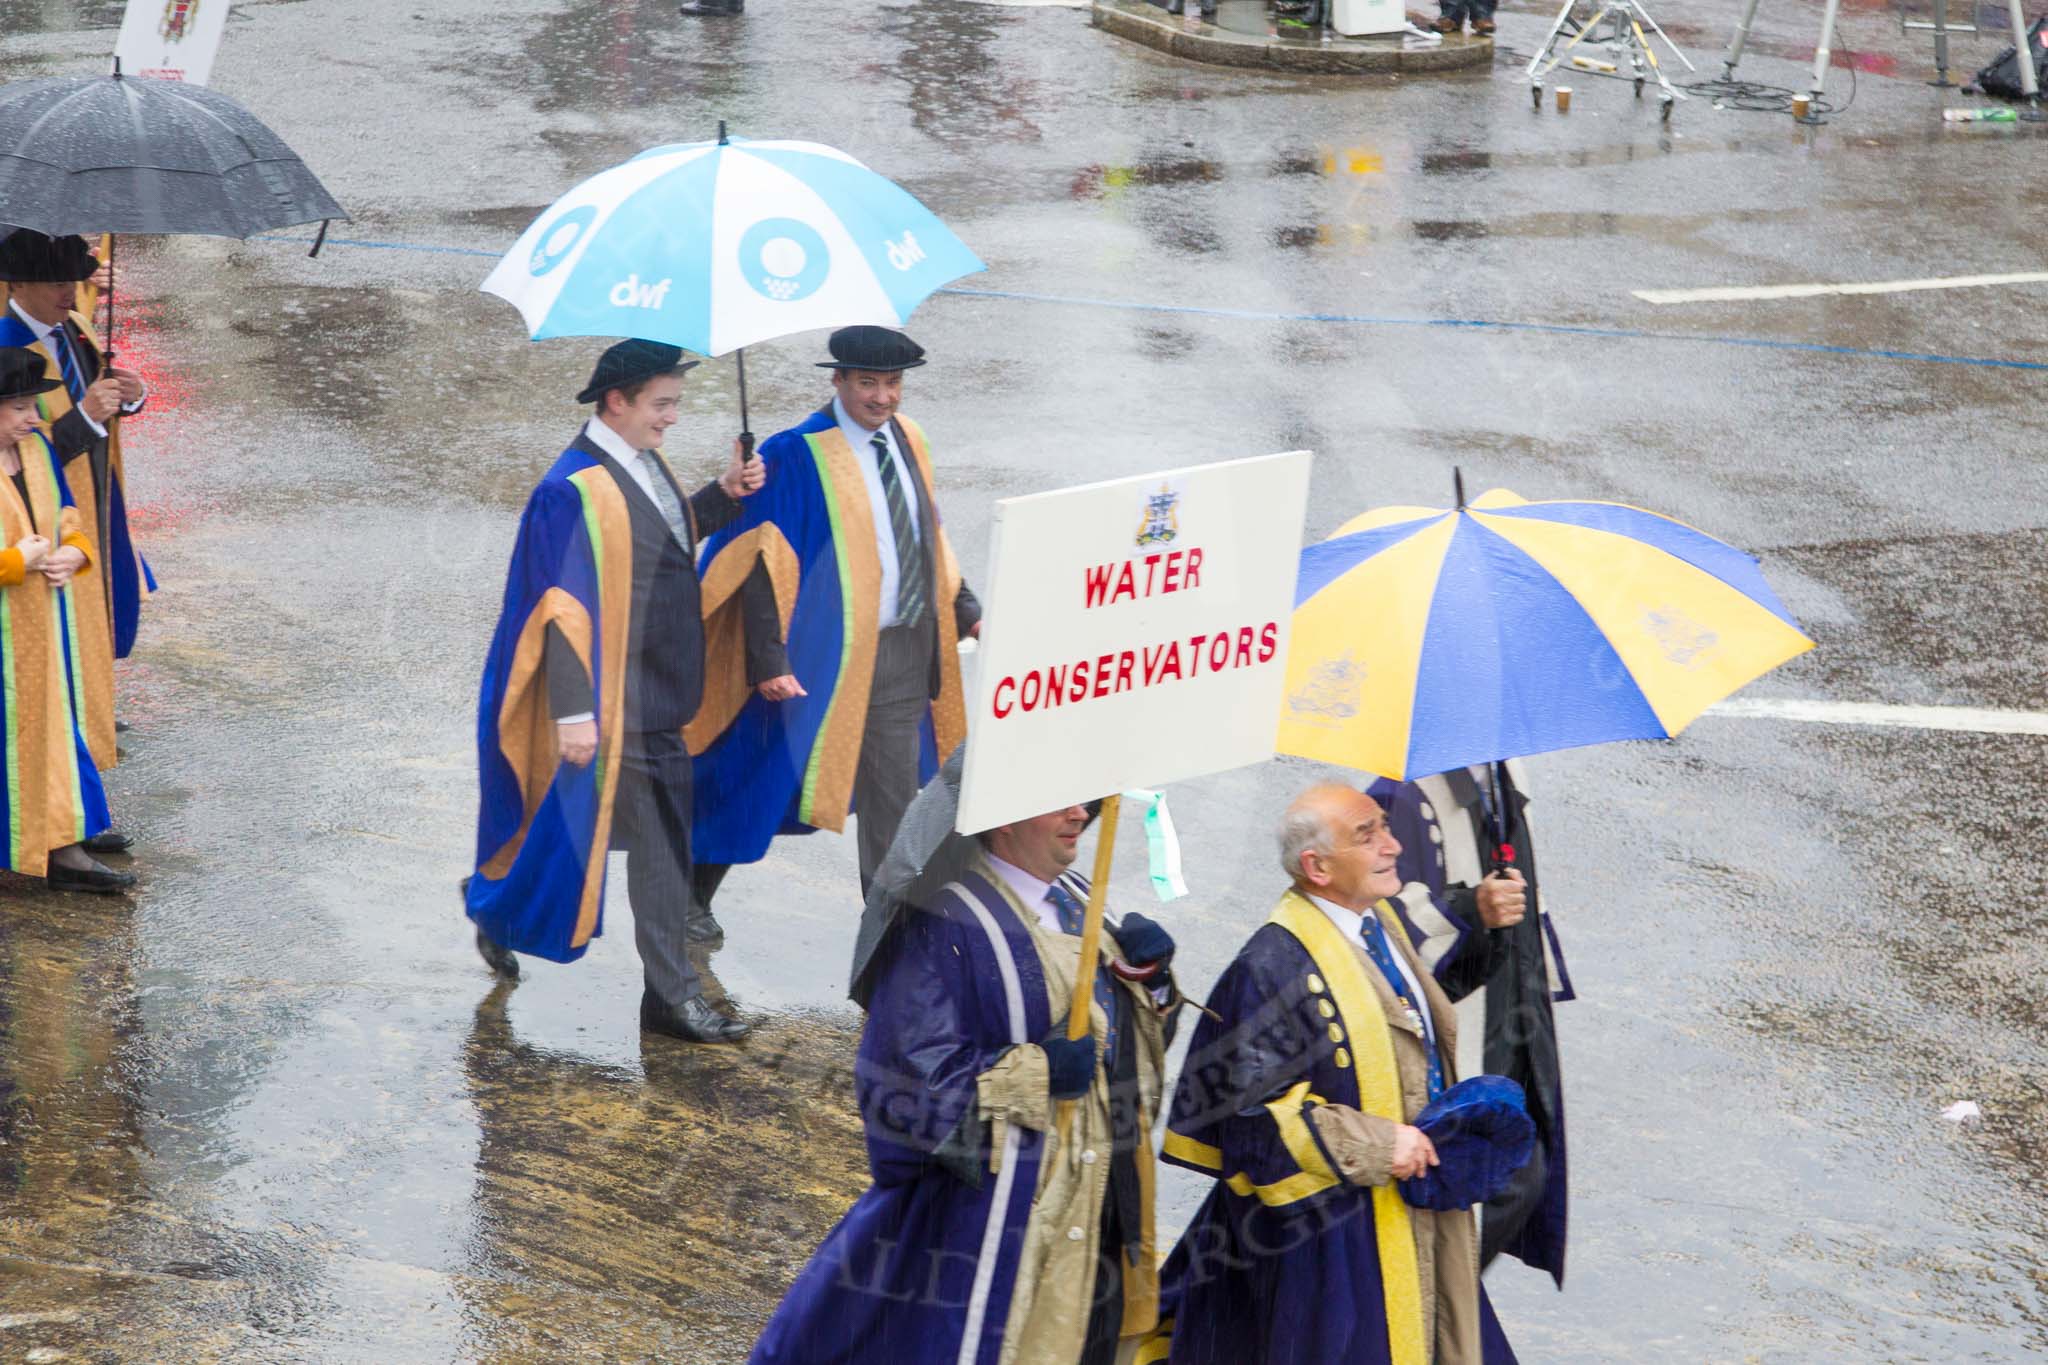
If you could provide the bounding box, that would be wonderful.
[894,414,967,761]
[1270,891,1428,1365]
[477,586,592,881]
[798,426,881,831]
[684,522,799,756]
[1162,1128,1223,1173]
[20,315,118,771]
[570,468,634,949]
[1220,1080,1341,1208]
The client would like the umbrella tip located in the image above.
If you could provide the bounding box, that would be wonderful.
[717,119,728,145]
[1453,465,1466,511]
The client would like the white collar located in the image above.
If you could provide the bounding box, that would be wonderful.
[983,850,1054,912]
[584,416,647,467]
[1305,891,1382,946]
[8,300,56,341]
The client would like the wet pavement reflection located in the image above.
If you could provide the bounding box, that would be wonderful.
[1,0,2045,1355]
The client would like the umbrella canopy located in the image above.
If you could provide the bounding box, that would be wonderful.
[1280,486,1814,780]
[0,72,343,237]
[480,133,984,357]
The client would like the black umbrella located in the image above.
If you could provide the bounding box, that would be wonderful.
[0,63,345,347]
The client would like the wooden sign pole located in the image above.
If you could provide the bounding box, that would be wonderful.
[1057,793,1121,1144]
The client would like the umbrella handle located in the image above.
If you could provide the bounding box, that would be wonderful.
[734,347,757,464]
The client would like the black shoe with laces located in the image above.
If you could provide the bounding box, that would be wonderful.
[641,989,750,1043]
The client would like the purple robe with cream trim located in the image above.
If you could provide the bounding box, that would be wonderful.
[751,869,1051,1365]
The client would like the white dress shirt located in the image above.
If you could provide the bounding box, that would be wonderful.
[8,299,142,437]
[1308,892,1438,1052]
[985,851,1064,934]
[832,394,922,630]
[584,416,668,507]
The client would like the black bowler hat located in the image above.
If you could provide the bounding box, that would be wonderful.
[0,230,98,284]
[816,325,926,372]
[0,347,63,402]
[575,338,700,405]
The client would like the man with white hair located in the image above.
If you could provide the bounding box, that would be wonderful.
[1146,782,1517,1364]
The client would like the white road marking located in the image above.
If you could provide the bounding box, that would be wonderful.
[1633,271,2048,305]
[1705,697,2048,736]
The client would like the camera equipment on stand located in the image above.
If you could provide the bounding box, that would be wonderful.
[1707,0,2042,122]
[1527,0,1695,121]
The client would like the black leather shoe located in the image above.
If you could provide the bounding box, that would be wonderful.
[678,0,742,14]
[475,927,520,980]
[113,719,130,733]
[685,910,725,947]
[641,989,750,1043]
[46,857,136,894]
[82,829,134,854]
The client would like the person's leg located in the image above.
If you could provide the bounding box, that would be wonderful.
[853,625,932,896]
[620,735,704,1007]
[689,861,730,945]
[1077,1207,1126,1365]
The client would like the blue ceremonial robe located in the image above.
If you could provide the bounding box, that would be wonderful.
[464,446,635,963]
[688,407,968,863]
[752,870,1051,1365]
[1149,897,1517,1365]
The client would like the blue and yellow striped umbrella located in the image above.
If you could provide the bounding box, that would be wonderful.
[1278,487,1814,780]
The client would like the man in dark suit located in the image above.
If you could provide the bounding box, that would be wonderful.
[688,327,980,945]
[465,339,763,1045]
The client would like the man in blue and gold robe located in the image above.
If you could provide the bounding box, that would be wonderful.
[1147,783,1517,1365]
[689,326,979,937]
[752,802,1179,1365]
[464,340,759,1044]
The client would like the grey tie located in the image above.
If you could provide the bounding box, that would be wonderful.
[638,450,690,549]
[872,431,925,627]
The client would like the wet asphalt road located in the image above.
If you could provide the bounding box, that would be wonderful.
[1,0,2045,1358]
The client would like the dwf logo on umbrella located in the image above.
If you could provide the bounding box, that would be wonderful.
[740,218,828,303]
[528,206,595,277]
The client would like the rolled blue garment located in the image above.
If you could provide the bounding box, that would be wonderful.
[1399,1075,1536,1211]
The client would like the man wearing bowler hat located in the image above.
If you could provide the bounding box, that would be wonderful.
[0,230,147,834]
[689,326,981,937]
[464,339,764,1045]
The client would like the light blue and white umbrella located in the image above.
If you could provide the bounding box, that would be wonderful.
[481,131,985,358]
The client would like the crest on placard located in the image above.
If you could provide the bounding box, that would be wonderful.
[1135,482,1180,548]
[160,0,198,41]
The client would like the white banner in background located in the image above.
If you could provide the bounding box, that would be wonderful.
[115,0,231,86]
[956,450,1314,834]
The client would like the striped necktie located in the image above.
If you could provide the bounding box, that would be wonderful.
[1360,912,1445,1101]
[871,431,925,627]
[48,326,85,403]
[1046,881,1118,1068]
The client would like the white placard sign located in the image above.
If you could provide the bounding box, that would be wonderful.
[956,450,1314,833]
[115,0,231,85]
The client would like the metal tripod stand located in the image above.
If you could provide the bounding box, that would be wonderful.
[1718,0,2042,119]
[1527,0,1696,119]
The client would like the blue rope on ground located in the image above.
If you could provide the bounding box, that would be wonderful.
[254,233,2048,375]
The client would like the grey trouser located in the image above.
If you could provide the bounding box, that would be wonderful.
[854,622,935,894]
[612,730,703,1008]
